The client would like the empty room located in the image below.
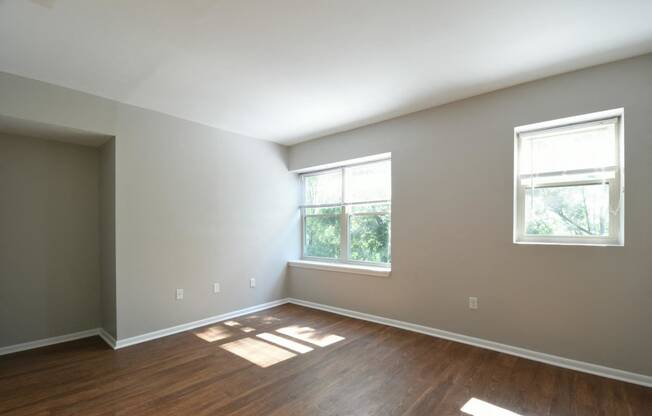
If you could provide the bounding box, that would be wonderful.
[0,1,651,415]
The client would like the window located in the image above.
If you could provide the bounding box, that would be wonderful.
[514,109,624,246]
[301,158,391,266]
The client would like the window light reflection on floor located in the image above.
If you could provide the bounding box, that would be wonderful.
[261,316,280,323]
[276,325,345,347]
[220,337,296,368]
[461,398,523,416]
[257,332,313,354]
[193,325,233,342]
[195,316,345,368]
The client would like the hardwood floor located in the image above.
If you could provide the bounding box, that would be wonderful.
[1,304,650,415]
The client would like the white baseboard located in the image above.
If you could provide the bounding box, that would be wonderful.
[4,297,649,388]
[0,328,101,356]
[0,299,289,355]
[113,298,290,349]
[287,298,652,388]
[98,328,117,349]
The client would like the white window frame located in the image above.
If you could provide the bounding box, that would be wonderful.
[513,109,624,246]
[300,158,391,268]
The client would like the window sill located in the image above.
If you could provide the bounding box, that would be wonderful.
[514,239,623,247]
[288,260,391,277]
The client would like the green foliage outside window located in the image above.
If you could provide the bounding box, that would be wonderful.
[302,160,391,264]
[350,215,390,263]
[304,215,340,258]
[304,205,391,263]
[525,184,609,236]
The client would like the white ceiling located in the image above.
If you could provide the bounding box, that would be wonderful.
[1,1,651,145]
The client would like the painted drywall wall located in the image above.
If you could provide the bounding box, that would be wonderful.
[0,71,300,342]
[0,134,101,346]
[288,54,652,376]
[99,138,117,338]
[0,72,116,136]
[113,105,300,339]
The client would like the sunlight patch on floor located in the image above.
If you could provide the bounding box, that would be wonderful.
[224,320,241,327]
[257,332,314,354]
[220,337,296,368]
[193,325,233,342]
[276,325,345,347]
[240,327,256,333]
[461,398,523,416]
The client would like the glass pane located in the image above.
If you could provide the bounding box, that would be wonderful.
[350,203,390,214]
[520,169,615,187]
[305,206,342,215]
[304,215,340,258]
[349,214,391,263]
[524,184,609,237]
[303,170,342,206]
[344,160,391,203]
[519,122,617,175]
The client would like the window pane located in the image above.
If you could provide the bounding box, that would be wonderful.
[520,169,615,187]
[303,170,342,205]
[344,160,391,203]
[519,122,616,175]
[350,203,390,214]
[305,206,342,215]
[304,215,340,258]
[524,184,609,237]
[349,214,390,263]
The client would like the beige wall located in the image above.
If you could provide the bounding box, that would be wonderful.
[0,72,115,136]
[113,105,300,339]
[288,54,652,376]
[99,138,117,338]
[0,71,300,343]
[0,134,101,346]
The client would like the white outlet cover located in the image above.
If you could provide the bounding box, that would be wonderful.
[250,278,256,288]
[469,297,478,309]
[213,283,220,293]
[176,288,184,300]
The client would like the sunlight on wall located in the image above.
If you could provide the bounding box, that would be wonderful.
[276,325,345,347]
[193,325,233,342]
[461,398,523,416]
[220,338,297,368]
[257,332,314,354]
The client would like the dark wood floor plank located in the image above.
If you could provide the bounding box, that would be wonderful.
[0,303,649,415]
[265,327,433,416]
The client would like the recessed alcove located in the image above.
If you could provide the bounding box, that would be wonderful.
[0,114,116,345]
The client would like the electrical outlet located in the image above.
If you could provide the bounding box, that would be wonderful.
[469,297,478,310]
[249,278,256,288]
[176,288,184,300]
[213,283,220,293]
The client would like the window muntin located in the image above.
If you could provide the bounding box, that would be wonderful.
[301,159,391,266]
[514,111,623,245]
